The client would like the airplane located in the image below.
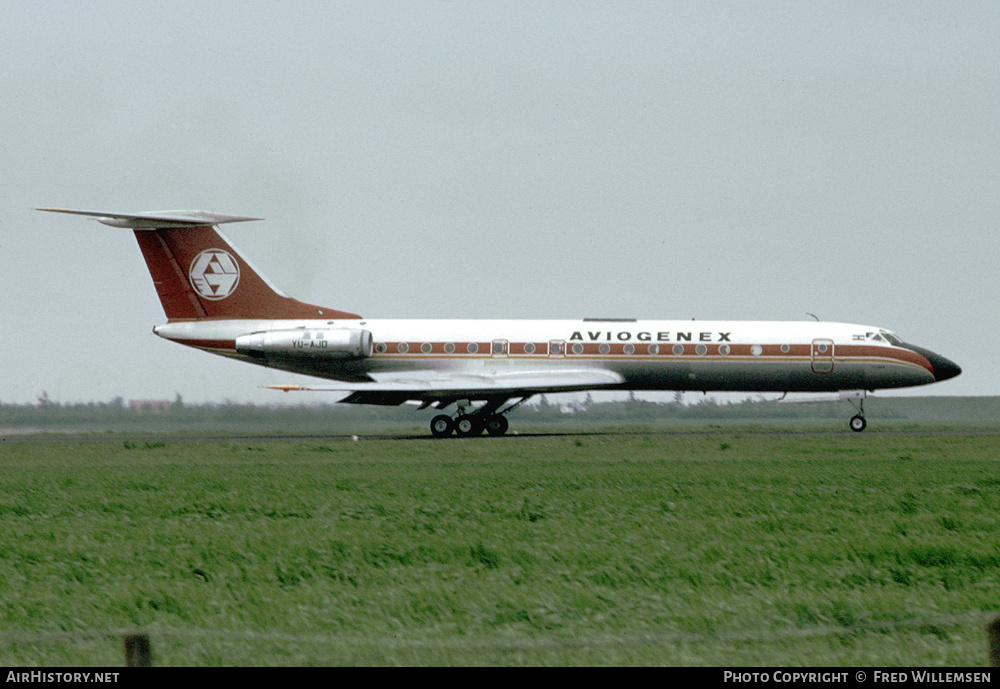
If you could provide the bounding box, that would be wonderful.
[40,208,962,436]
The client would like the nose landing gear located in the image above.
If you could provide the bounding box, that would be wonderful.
[845,391,867,432]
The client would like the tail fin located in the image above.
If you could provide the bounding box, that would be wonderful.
[39,208,361,321]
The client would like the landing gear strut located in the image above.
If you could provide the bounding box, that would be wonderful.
[427,397,527,438]
[846,393,867,432]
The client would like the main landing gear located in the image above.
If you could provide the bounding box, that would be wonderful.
[430,412,509,437]
[429,398,526,438]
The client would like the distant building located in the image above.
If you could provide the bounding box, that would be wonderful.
[129,400,171,414]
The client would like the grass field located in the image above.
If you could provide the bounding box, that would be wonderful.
[1,430,998,665]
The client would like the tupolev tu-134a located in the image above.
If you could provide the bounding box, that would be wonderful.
[41,208,961,436]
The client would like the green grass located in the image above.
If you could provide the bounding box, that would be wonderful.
[0,431,998,665]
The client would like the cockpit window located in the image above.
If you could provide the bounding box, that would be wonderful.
[879,330,902,346]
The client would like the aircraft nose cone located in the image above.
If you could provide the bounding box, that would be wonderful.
[930,354,962,382]
[902,343,962,383]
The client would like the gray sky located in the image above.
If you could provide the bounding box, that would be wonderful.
[3,1,997,404]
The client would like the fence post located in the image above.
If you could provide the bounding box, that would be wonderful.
[988,616,1000,667]
[124,633,152,667]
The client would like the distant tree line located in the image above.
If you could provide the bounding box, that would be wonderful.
[3,394,995,434]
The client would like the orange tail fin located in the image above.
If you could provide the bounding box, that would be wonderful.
[40,209,361,321]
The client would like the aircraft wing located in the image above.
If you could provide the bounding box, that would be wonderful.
[269,368,625,406]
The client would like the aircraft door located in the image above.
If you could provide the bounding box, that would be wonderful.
[811,339,835,374]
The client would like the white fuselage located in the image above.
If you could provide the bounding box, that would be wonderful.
[154,318,943,394]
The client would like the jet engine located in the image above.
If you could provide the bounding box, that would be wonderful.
[235,328,374,360]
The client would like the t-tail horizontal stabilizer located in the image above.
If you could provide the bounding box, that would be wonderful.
[37,208,261,229]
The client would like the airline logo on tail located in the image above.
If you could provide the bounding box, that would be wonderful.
[189,249,240,300]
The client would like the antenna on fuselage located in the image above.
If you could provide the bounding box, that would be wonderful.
[806,313,820,321]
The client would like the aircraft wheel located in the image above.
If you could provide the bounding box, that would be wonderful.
[485,415,509,437]
[849,415,867,432]
[455,415,482,437]
[430,415,454,438]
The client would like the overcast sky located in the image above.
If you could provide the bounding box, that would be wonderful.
[2,1,997,405]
